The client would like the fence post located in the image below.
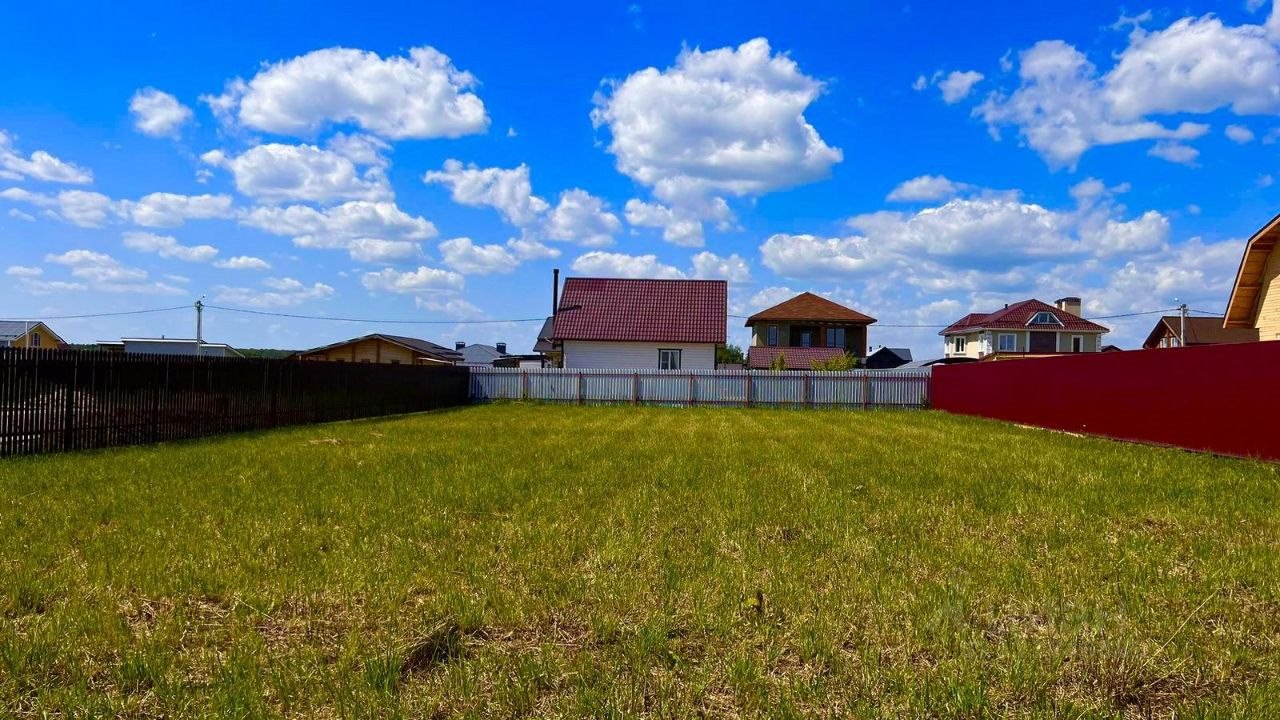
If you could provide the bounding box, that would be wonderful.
[632,372,639,405]
[578,372,584,405]
[521,370,529,401]
[803,373,810,409]
[62,354,77,451]
[688,373,695,405]
[745,373,752,408]
[862,373,870,410]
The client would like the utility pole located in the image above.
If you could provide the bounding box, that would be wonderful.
[194,298,204,357]
[1179,302,1188,348]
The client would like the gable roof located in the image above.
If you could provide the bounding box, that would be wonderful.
[458,343,508,364]
[295,333,462,362]
[746,346,845,369]
[532,317,555,353]
[940,299,1108,335]
[1224,211,1280,328]
[553,278,727,344]
[0,320,63,344]
[867,346,913,363]
[745,292,876,326]
[1142,316,1259,348]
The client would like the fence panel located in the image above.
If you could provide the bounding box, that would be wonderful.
[932,342,1279,461]
[0,349,469,458]
[469,367,930,410]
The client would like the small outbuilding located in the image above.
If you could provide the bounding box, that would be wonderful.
[294,334,461,365]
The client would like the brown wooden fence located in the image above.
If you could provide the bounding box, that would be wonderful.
[0,348,469,457]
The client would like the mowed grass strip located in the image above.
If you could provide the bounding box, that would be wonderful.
[2,403,1278,718]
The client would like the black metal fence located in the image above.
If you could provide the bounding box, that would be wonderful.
[0,348,470,457]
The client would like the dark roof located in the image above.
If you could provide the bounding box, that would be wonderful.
[295,333,462,362]
[1142,316,1259,348]
[867,347,912,363]
[747,346,845,369]
[532,317,555,353]
[745,292,876,326]
[553,278,727,344]
[940,299,1108,335]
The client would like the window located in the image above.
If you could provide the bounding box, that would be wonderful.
[30,332,40,348]
[800,331,812,347]
[1071,335,1084,353]
[825,327,846,348]
[997,333,1016,352]
[1029,311,1061,325]
[953,336,966,353]
[767,325,778,347]
[659,349,681,370]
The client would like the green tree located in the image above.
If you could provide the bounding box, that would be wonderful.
[769,352,788,371]
[716,344,745,365]
[810,353,860,371]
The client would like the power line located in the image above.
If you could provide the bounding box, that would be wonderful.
[204,304,546,325]
[0,305,189,321]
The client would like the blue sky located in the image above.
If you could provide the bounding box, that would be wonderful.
[2,0,1277,355]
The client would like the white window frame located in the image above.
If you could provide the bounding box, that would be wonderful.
[1027,311,1063,326]
[767,325,778,347]
[800,331,812,348]
[953,336,967,354]
[997,333,1017,352]
[1071,335,1084,353]
[30,331,41,348]
[658,348,682,370]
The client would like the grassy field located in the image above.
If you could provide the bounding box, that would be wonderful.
[2,404,1278,718]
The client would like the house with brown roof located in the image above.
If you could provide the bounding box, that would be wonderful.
[551,277,727,369]
[1224,212,1280,340]
[743,292,876,369]
[293,333,462,365]
[940,297,1108,360]
[1142,315,1258,349]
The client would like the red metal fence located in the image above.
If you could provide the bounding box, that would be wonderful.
[932,341,1280,462]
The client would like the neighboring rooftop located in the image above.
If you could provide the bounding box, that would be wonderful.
[1143,316,1259,348]
[295,333,462,363]
[940,299,1108,335]
[553,278,727,344]
[457,343,510,366]
[866,346,913,363]
[532,317,555,353]
[745,291,876,326]
[0,320,54,342]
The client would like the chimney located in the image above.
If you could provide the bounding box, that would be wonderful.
[496,342,507,354]
[455,341,466,350]
[552,268,560,315]
[1055,296,1082,317]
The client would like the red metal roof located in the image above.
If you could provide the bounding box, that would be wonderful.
[552,277,727,344]
[747,346,845,369]
[940,299,1108,335]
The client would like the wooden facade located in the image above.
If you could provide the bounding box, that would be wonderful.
[1224,211,1280,339]
[295,334,461,366]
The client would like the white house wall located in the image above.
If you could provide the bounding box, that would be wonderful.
[562,341,716,369]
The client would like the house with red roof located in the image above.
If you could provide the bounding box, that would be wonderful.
[940,297,1108,361]
[743,292,877,369]
[551,277,727,369]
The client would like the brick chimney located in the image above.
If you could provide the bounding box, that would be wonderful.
[1055,296,1082,317]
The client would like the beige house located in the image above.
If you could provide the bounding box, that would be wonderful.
[940,297,1108,361]
[294,333,462,365]
[743,291,876,369]
[1224,212,1280,340]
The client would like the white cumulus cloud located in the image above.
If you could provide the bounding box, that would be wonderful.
[570,251,686,279]
[0,130,92,184]
[122,231,219,262]
[129,88,194,138]
[204,46,489,139]
[423,159,548,226]
[546,189,621,246]
[202,143,390,204]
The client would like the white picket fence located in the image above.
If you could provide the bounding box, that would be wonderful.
[468,367,931,409]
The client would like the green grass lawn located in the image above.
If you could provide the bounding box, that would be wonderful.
[2,404,1278,718]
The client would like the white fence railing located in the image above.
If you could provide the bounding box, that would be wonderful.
[468,367,931,409]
